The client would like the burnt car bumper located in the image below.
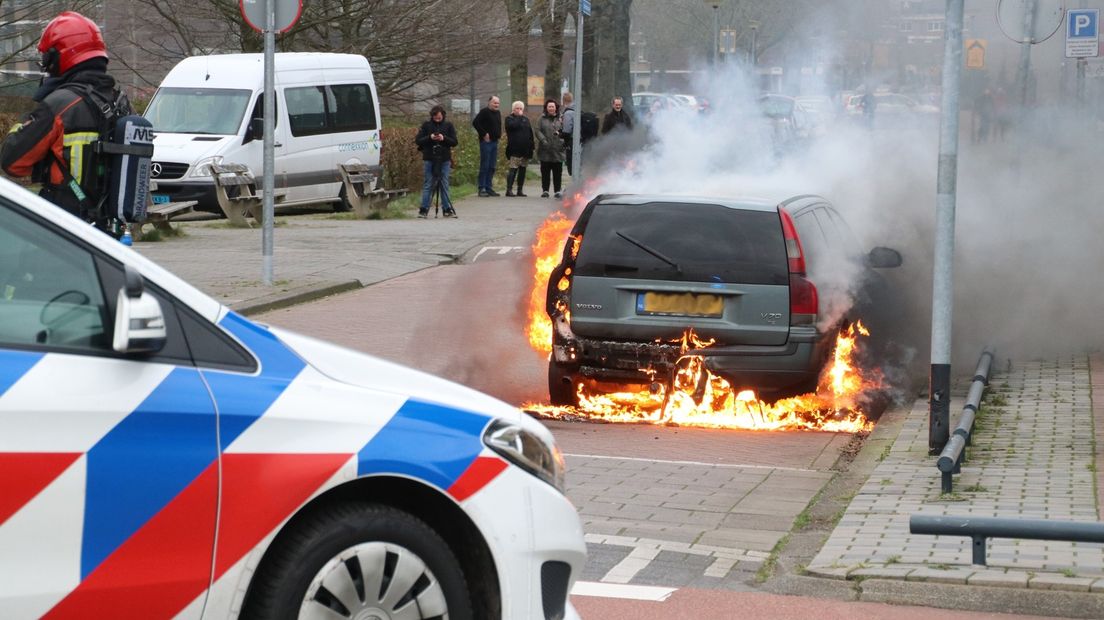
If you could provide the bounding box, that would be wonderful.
[553,325,833,398]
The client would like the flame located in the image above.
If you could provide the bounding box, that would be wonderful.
[524,324,878,433]
[519,192,878,433]
[525,198,588,352]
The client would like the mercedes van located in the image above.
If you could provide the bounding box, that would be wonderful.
[143,53,382,213]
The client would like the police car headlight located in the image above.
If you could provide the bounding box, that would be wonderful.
[189,156,224,178]
[483,419,566,492]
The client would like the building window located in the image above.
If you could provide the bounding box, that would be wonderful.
[928,21,943,32]
[900,21,913,32]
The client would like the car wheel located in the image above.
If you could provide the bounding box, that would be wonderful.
[548,360,578,407]
[244,503,473,620]
[334,185,353,212]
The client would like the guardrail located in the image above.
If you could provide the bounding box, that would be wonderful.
[910,514,1104,566]
[936,349,994,493]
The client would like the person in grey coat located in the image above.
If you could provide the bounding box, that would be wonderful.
[535,98,565,198]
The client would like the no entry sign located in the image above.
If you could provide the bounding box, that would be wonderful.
[240,0,302,34]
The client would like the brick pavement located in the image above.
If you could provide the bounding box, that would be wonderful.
[807,356,1104,594]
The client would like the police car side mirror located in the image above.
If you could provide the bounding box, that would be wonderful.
[113,265,167,353]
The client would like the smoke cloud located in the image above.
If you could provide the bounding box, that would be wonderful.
[571,50,1104,386]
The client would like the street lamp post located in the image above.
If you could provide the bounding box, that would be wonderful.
[748,20,760,67]
[705,1,721,65]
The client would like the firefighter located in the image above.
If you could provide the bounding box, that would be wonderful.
[1,11,127,223]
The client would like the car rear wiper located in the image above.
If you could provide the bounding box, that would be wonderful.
[615,231,681,274]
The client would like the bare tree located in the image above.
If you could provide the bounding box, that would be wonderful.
[585,0,633,114]
[0,0,100,76]
[632,0,817,71]
[534,0,568,102]
[116,0,509,105]
[503,0,532,106]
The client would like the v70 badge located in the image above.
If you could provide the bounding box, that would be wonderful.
[761,312,783,324]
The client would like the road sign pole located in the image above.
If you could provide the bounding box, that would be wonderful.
[262,0,275,285]
[930,0,965,455]
[1017,0,1038,110]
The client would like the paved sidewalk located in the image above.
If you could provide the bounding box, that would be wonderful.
[802,355,1104,616]
[133,193,559,313]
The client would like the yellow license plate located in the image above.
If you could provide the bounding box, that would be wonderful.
[638,292,723,317]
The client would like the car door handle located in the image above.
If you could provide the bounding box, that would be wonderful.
[273,142,283,147]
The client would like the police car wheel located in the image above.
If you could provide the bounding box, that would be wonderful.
[335,185,353,212]
[244,503,473,620]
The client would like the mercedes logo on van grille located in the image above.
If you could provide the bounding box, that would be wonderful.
[150,163,162,178]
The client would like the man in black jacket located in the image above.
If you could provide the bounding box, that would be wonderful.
[601,96,634,135]
[2,11,128,224]
[414,106,459,218]
[472,95,502,196]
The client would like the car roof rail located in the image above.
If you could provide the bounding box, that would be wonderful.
[779,194,827,209]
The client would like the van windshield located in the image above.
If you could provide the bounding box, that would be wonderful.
[144,87,252,135]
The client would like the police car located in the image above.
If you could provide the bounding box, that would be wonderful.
[0,177,586,619]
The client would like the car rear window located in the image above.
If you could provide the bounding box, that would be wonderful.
[574,202,788,284]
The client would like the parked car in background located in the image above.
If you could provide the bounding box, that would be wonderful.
[795,95,836,135]
[631,92,682,113]
[544,193,902,406]
[672,94,701,110]
[757,94,815,152]
[845,92,939,127]
[0,178,586,619]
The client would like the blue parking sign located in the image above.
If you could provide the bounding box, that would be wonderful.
[580,0,591,16]
[1066,9,1099,58]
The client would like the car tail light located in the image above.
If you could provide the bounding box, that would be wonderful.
[779,207,818,326]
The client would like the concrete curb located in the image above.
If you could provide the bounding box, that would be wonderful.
[234,280,363,316]
[858,578,1104,619]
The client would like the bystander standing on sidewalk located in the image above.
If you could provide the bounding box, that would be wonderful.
[601,96,633,135]
[536,99,565,199]
[472,95,502,197]
[504,100,533,197]
[414,105,458,218]
[561,91,576,174]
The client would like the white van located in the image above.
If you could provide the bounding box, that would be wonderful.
[143,53,381,212]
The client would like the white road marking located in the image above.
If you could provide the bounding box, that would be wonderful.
[471,245,524,262]
[564,452,819,473]
[601,545,660,584]
[570,581,677,601]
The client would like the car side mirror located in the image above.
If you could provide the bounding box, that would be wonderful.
[113,265,167,353]
[867,246,903,269]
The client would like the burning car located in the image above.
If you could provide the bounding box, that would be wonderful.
[543,194,902,408]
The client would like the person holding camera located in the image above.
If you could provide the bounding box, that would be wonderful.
[414,105,458,218]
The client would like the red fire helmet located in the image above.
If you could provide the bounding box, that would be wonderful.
[37,11,107,75]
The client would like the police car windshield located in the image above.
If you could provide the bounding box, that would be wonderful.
[144,87,252,135]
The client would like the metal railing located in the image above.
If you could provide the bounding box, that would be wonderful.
[910,514,1104,566]
[936,349,994,493]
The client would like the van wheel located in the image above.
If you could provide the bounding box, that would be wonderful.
[548,361,578,407]
[335,185,353,212]
[243,503,473,620]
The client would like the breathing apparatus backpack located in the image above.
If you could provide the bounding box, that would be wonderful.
[62,83,154,234]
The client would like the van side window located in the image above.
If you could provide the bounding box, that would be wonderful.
[286,86,329,137]
[330,84,377,132]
